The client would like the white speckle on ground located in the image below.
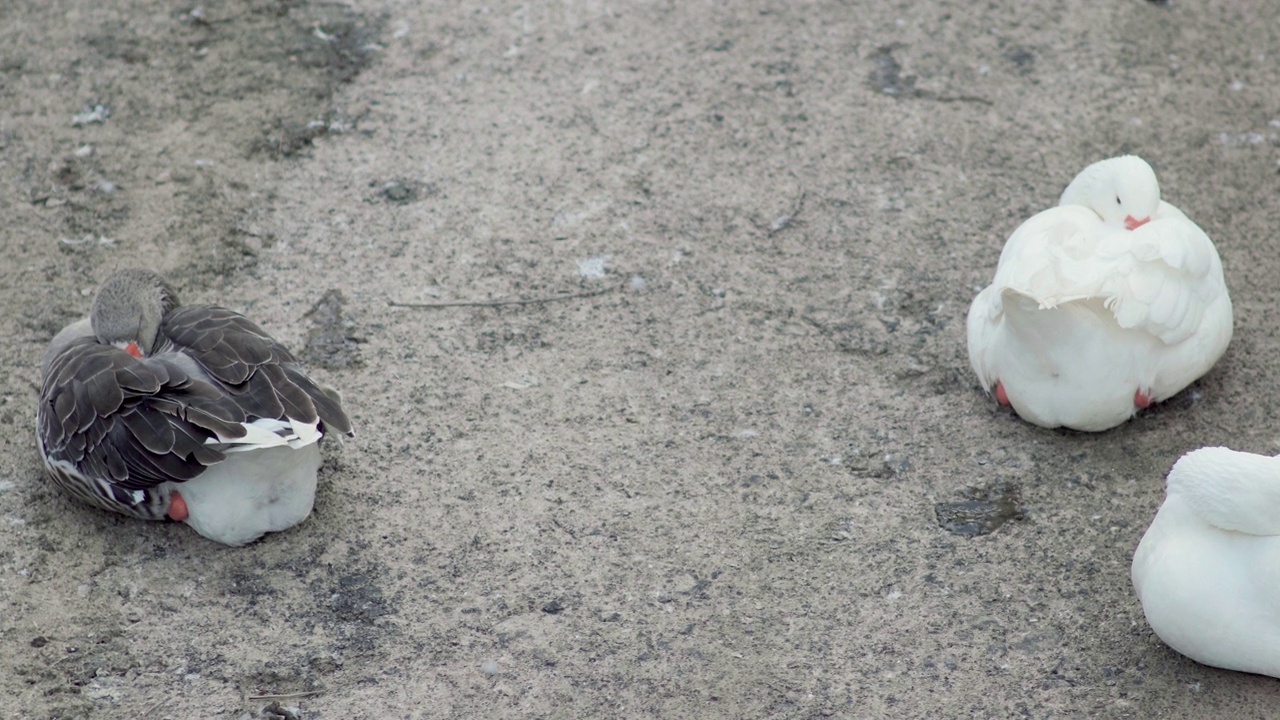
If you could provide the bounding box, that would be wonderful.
[71,104,110,126]
[82,681,122,701]
[59,234,116,246]
[1219,132,1268,146]
[577,256,609,279]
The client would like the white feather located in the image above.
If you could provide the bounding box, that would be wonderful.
[288,417,322,447]
[206,417,323,452]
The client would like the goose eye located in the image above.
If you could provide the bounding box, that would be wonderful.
[1115,196,1121,205]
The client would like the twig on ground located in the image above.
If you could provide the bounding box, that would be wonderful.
[389,286,614,309]
[247,690,321,701]
[135,699,166,719]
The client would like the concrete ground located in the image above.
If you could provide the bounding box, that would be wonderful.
[2,0,1279,717]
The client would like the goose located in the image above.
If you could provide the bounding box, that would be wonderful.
[1132,447,1280,677]
[966,155,1232,431]
[37,269,352,546]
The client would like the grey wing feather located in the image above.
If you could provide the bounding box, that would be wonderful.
[161,306,353,436]
[38,339,244,493]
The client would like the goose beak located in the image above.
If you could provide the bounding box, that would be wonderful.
[1124,215,1150,231]
[125,341,143,359]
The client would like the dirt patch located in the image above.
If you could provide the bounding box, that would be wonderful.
[303,289,364,369]
[935,479,1026,537]
[0,0,384,311]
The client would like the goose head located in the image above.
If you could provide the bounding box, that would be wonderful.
[90,269,179,358]
[1058,155,1160,231]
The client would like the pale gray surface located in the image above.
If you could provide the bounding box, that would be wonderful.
[2,1,1279,718]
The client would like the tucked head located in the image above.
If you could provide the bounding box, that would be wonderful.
[1059,155,1161,230]
[90,269,179,357]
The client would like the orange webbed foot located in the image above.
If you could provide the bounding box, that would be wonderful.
[167,491,189,522]
[995,381,1011,407]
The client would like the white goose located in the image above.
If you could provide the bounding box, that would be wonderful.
[37,269,352,546]
[1132,447,1280,678]
[967,155,1232,431]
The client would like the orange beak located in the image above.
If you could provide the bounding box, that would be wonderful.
[125,341,143,359]
[1124,215,1150,231]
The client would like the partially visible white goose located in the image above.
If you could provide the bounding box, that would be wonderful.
[1132,447,1280,677]
[967,155,1232,431]
[37,269,352,546]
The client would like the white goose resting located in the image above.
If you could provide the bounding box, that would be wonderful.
[967,155,1232,431]
[1132,447,1280,677]
[37,269,352,546]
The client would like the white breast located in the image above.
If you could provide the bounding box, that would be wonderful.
[166,443,321,547]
